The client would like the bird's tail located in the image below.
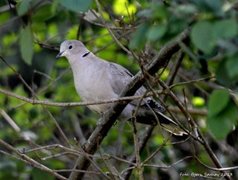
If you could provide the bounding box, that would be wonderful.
[130,108,188,136]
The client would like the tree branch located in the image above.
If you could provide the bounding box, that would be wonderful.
[0,87,207,116]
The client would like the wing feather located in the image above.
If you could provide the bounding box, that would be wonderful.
[109,63,134,94]
[108,63,164,111]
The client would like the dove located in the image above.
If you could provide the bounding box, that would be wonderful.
[56,40,186,136]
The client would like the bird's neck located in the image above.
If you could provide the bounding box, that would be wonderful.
[69,53,98,74]
[68,52,93,64]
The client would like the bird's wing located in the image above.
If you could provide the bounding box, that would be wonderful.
[108,62,165,112]
[108,62,144,95]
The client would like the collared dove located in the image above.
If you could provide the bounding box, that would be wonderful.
[56,40,186,136]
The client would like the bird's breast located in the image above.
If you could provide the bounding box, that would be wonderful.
[72,65,117,112]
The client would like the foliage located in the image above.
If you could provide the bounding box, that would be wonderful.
[0,0,238,179]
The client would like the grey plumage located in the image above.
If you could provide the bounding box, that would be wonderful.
[56,40,186,136]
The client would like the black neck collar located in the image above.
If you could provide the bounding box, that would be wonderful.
[82,51,90,58]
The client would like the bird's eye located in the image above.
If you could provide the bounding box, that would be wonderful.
[68,45,72,49]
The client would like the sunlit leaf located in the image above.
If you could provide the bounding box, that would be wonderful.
[160,68,170,81]
[113,0,136,15]
[192,97,205,107]
[152,135,164,145]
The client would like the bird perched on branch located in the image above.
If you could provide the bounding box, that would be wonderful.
[56,40,186,136]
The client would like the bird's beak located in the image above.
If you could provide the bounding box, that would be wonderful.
[56,51,64,59]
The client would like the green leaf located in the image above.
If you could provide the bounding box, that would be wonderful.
[208,89,230,116]
[147,24,167,41]
[208,101,238,139]
[216,59,236,86]
[32,4,55,22]
[191,21,216,53]
[17,0,32,16]
[58,0,92,13]
[113,0,136,16]
[213,19,238,40]
[226,55,238,79]
[193,0,223,15]
[204,0,222,13]
[19,25,33,65]
[226,102,238,124]
[129,23,149,50]
[151,3,168,19]
[207,114,231,140]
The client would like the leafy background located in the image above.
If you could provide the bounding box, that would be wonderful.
[0,0,238,179]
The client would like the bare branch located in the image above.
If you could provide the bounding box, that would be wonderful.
[0,87,155,107]
[122,126,154,180]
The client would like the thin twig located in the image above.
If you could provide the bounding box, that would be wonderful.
[143,156,193,169]
[122,126,154,180]
[0,139,67,180]
[94,0,133,56]
[142,134,172,165]
[167,51,185,86]
[0,109,20,132]
[55,169,101,175]
[132,120,144,180]
[195,156,238,171]
[169,76,215,89]
[168,106,207,116]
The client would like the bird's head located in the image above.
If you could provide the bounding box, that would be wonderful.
[56,40,88,59]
